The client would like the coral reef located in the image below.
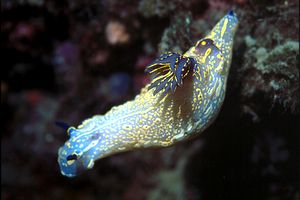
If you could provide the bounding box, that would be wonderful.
[1,0,299,199]
[241,40,299,115]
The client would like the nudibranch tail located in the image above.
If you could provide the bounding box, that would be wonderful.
[58,11,238,177]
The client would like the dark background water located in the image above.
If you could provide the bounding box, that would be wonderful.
[1,0,299,199]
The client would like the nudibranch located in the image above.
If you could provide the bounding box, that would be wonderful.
[58,11,238,177]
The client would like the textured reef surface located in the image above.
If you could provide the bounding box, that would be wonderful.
[1,0,299,200]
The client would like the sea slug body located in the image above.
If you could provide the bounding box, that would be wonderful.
[58,11,238,177]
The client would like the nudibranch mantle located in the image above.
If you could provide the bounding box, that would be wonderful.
[58,11,238,177]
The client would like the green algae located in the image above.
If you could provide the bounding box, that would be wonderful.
[244,35,257,47]
[254,41,299,80]
[241,40,299,114]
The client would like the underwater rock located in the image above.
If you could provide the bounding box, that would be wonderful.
[241,40,299,114]
[158,12,193,54]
